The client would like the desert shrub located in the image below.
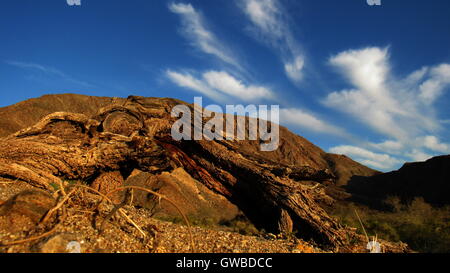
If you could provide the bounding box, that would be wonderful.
[365,219,400,242]
[154,214,184,225]
[330,197,450,253]
[190,217,216,228]
[383,196,402,212]
[219,215,262,236]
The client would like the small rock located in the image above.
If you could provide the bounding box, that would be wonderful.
[0,190,56,233]
[33,233,81,253]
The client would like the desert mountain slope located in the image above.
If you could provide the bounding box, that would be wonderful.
[0,94,395,252]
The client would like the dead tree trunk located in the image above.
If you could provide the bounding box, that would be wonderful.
[0,97,351,248]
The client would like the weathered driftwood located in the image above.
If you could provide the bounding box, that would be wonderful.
[0,96,350,248]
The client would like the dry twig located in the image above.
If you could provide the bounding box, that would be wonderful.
[354,209,369,243]
[106,185,196,252]
[41,188,77,223]
[73,185,147,239]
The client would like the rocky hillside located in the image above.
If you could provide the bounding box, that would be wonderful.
[0,94,404,253]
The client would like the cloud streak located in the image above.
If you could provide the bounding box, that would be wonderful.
[166,69,274,102]
[169,3,241,70]
[239,0,305,83]
[279,108,347,137]
[330,145,402,171]
[6,61,94,88]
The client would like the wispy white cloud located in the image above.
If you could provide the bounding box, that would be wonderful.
[418,64,450,104]
[242,0,283,37]
[6,61,94,88]
[239,0,305,84]
[284,56,304,83]
[280,108,347,137]
[166,70,227,102]
[405,149,433,162]
[166,69,274,102]
[330,145,402,171]
[324,47,411,140]
[352,135,450,169]
[203,71,274,101]
[169,3,241,69]
[418,135,450,153]
[324,47,450,170]
[369,140,404,153]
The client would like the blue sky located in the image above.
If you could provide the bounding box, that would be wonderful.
[1,0,450,171]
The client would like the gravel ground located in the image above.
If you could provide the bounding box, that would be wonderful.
[0,182,322,253]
